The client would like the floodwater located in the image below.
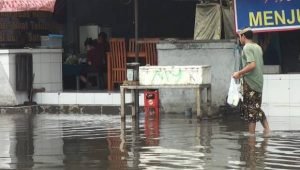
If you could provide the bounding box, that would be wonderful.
[0,112,300,170]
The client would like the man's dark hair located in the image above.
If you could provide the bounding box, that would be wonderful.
[241,30,253,40]
[84,38,96,47]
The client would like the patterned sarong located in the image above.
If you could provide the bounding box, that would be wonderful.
[240,80,266,123]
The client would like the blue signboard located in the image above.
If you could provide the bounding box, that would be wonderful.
[234,0,300,32]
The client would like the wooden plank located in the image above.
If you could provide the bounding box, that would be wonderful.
[120,84,211,89]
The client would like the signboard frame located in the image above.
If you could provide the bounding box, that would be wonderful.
[234,0,300,33]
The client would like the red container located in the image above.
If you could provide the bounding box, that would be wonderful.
[144,90,159,116]
[144,90,159,107]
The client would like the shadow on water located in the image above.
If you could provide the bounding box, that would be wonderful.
[0,112,300,169]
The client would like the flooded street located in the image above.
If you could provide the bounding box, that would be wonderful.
[0,112,300,170]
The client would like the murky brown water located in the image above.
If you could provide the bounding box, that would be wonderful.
[0,112,300,170]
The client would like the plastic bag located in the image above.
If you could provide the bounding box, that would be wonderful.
[227,77,242,107]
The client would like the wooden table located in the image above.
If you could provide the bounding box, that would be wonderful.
[120,84,211,119]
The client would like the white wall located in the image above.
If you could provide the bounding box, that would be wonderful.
[262,74,300,117]
[0,59,17,106]
[0,49,63,105]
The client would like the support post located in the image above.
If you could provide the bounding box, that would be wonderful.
[120,86,126,119]
[135,90,139,117]
[196,86,202,118]
[131,89,137,117]
[207,86,212,116]
[120,118,126,152]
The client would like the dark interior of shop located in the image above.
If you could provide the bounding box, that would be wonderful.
[62,0,199,49]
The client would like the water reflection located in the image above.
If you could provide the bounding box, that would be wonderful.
[0,114,17,169]
[0,113,300,169]
[0,113,34,169]
[33,114,64,169]
[107,116,130,170]
[239,135,269,169]
[15,113,34,170]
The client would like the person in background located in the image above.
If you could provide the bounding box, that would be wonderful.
[233,28,270,135]
[97,32,110,53]
[96,32,110,89]
[80,38,102,88]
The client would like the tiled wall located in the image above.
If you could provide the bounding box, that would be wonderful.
[34,74,300,117]
[0,49,63,105]
[262,74,300,117]
[0,53,13,83]
[32,51,62,92]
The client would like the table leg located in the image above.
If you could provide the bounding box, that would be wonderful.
[196,87,202,118]
[207,86,212,116]
[120,119,126,152]
[121,87,126,119]
[135,89,139,119]
[131,89,136,117]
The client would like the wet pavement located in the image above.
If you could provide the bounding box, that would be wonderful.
[0,112,300,170]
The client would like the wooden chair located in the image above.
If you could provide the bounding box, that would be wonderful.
[143,38,160,65]
[107,38,127,91]
[128,38,145,52]
[128,38,136,53]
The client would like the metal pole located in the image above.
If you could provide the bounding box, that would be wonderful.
[134,0,140,116]
[134,0,139,63]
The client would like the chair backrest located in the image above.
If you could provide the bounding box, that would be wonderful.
[109,38,126,69]
[128,38,135,53]
[142,38,160,65]
[108,38,127,89]
[128,38,144,53]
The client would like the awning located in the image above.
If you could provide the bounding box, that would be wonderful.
[0,0,56,13]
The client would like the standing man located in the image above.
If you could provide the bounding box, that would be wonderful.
[96,32,110,89]
[233,28,270,134]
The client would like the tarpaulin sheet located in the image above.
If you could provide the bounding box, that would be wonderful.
[0,0,56,12]
[194,4,222,40]
[222,5,235,39]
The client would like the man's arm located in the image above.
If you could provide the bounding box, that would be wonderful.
[233,62,256,79]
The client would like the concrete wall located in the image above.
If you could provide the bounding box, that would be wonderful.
[156,40,239,114]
